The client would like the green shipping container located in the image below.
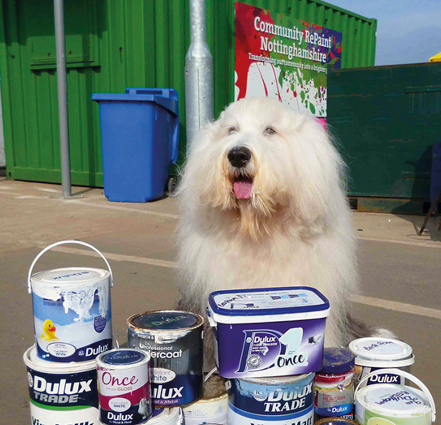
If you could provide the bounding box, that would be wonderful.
[327,62,441,213]
[0,0,377,187]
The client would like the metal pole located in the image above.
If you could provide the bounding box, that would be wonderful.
[54,0,71,197]
[185,0,214,154]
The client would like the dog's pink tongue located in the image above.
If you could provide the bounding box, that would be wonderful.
[233,180,253,199]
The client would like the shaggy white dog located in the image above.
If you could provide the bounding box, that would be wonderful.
[176,97,384,361]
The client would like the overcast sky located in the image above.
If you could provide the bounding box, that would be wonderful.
[328,0,441,66]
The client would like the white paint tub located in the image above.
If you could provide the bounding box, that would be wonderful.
[28,240,113,362]
[183,370,228,425]
[24,345,99,425]
[355,369,436,425]
[150,408,184,424]
[349,338,415,388]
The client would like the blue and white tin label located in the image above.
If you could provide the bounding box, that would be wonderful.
[32,268,112,362]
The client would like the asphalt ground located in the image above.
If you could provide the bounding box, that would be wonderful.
[0,179,440,424]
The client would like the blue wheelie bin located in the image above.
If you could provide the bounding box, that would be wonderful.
[92,88,179,202]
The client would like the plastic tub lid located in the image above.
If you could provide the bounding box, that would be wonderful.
[319,348,355,374]
[349,337,413,363]
[356,384,431,417]
[32,267,110,285]
[208,286,330,318]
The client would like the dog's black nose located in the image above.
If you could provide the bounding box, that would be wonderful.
[228,147,252,168]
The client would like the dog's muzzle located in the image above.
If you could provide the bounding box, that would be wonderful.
[227,146,252,168]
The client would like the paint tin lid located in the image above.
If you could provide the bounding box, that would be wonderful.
[356,383,432,417]
[128,310,203,331]
[101,349,146,366]
[208,286,330,324]
[349,338,413,365]
[319,348,355,374]
[32,267,110,284]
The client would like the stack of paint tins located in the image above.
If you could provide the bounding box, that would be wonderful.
[23,241,115,425]
[207,286,331,425]
[126,310,204,424]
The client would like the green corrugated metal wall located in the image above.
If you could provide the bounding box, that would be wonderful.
[0,0,377,187]
[327,62,441,203]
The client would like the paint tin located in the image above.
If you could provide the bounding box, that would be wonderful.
[24,345,99,425]
[314,348,355,419]
[96,348,152,425]
[149,408,184,425]
[349,338,415,388]
[354,369,436,425]
[228,373,315,425]
[183,370,228,425]
[314,418,359,425]
[127,310,204,407]
[28,240,113,362]
[207,287,330,378]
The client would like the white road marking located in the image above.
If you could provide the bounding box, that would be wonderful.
[35,187,60,193]
[68,200,180,219]
[351,294,441,320]
[358,236,441,249]
[45,246,178,269]
[47,246,441,320]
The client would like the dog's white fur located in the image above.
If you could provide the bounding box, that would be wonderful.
[176,97,359,353]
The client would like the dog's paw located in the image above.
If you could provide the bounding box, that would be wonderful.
[371,327,397,340]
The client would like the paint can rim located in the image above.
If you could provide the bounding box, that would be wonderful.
[127,310,204,333]
[96,348,150,369]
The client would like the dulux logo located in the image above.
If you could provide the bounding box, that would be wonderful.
[262,383,313,413]
[84,344,108,357]
[152,385,184,399]
[32,376,92,394]
[368,374,400,384]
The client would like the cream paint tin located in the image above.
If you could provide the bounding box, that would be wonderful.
[354,369,436,425]
[349,338,415,388]
[183,371,228,425]
[28,241,113,363]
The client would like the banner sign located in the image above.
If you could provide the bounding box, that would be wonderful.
[234,1,342,117]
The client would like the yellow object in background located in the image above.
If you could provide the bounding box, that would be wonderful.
[429,52,441,62]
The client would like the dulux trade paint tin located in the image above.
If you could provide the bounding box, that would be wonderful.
[207,286,330,378]
[24,345,99,425]
[28,241,113,362]
[354,369,436,425]
[127,310,204,407]
[349,338,415,388]
[228,373,315,425]
[96,349,152,425]
[183,370,228,425]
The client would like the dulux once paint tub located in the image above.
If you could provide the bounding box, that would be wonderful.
[349,338,415,388]
[127,310,204,407]
[207,286,330,378]
[24,345,99,425]
[354,369,436,425]
[28,241,113,362]
[96,349,152,425]
[183,370,228,425]
[228,373,315,425]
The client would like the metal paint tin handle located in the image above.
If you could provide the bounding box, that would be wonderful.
[355,368,436,423]
[27,240,114,294]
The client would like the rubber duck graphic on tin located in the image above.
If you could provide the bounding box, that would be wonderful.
[40,319,58,341]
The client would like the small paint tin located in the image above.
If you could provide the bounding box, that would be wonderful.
[183,371,228,425]
[354,369,436,425]
[314,348,355,419]
[349,338,415,388]
[28,241,113,362]
[228,373,315,424]
[127,310,204,407]
[24,345,99,425]
[96,349,152,425]
[207,286,330,378]
[149,408,184,424]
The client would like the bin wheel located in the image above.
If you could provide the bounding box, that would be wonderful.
[167,177,177,196]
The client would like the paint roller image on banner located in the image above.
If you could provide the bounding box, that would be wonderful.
[234,1,342,117]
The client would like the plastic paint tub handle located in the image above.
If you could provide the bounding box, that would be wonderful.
[28,240,114,294]
[354,368,436,423]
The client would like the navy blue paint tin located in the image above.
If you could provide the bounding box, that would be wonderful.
[127,311,204,407]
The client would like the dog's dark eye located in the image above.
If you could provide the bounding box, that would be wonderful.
[264,126,276,135]
[228,127,238,135]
